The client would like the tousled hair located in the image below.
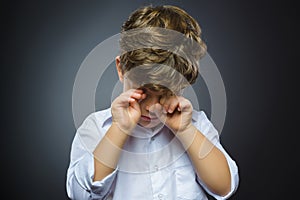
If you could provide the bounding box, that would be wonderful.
[119,5,207,93]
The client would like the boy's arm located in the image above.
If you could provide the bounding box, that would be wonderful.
[176,126,231,197]
[66,113,117,200]
[151,96,232,197]
[93,89,145,181]
[93,123,129,181]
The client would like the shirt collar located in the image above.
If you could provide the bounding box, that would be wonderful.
[99,107,112,128]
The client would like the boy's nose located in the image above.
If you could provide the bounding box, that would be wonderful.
[144,97,160,111]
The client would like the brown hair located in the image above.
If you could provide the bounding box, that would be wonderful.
[119,5,207,93]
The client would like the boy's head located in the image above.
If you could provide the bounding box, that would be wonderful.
[117,5,207,94]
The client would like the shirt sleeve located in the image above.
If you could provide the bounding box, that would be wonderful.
[66,113,117,200]
[193,111,239,199]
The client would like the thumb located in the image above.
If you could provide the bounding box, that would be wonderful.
[130,99,140,111]
[149,103,167,123]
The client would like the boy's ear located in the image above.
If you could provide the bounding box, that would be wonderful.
[115,56,124,83]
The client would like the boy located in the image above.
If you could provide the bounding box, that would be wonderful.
[66,5,239,200]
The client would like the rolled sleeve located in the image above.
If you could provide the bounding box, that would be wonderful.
[66,111,117,199]
[194,110,239,199]
[198,142,239,199]
[68,152,117,199]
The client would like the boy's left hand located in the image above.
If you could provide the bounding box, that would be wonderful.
[149,96,193,134]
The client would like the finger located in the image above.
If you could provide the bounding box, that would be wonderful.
[124,88,144,96]
[130,98,141,111]
[130,92,143,100]
[117,91,142,107]
[159,96,168,113]
[123,89,145,101]
[149,103,167,122]
[162,96,179,114]
[167,97,180,114]
[141,93,147,99]
[159,95,166,105]
[178,98,193,112]
[134,89,144,94]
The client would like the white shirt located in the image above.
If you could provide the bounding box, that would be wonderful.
[66,108,239,200]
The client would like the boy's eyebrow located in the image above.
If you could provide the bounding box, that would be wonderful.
[137,86,147,93]
[138,86,174,97]
[138,87,153,94]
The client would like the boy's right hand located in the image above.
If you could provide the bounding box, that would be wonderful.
[111,89,146,134]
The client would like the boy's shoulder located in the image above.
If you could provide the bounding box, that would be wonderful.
[93,107,112,122]
[93,107,112,118]
[81,107,112,127]
[192,109,219,139]
[192,109,209,123]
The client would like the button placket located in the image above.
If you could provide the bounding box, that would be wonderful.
[154,165,159,172]
[158,193,164,199]
[147,127,168,200]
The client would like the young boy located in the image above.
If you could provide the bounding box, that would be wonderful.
[66,5,239,200]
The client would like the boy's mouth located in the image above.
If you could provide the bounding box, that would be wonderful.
[141,115,158,122]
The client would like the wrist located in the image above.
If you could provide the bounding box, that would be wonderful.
[175,125,197,149]
[112,121,136,136]
[175,123,194,135]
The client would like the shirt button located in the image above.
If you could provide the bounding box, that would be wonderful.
[151,137,155,141]
[154,165,159,171]
[158,194,164,199]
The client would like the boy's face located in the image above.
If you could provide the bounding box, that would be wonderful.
[124,78,169,129]
[138,88,166,129]
[116,56,184,129]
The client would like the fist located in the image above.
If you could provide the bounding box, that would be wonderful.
[111,89,146,134]
[150,95,193,134]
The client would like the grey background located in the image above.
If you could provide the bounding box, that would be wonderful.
[1,0,296,199]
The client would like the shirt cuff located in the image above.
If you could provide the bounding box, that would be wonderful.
[197,144,239,199]
[74,152,117,198]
